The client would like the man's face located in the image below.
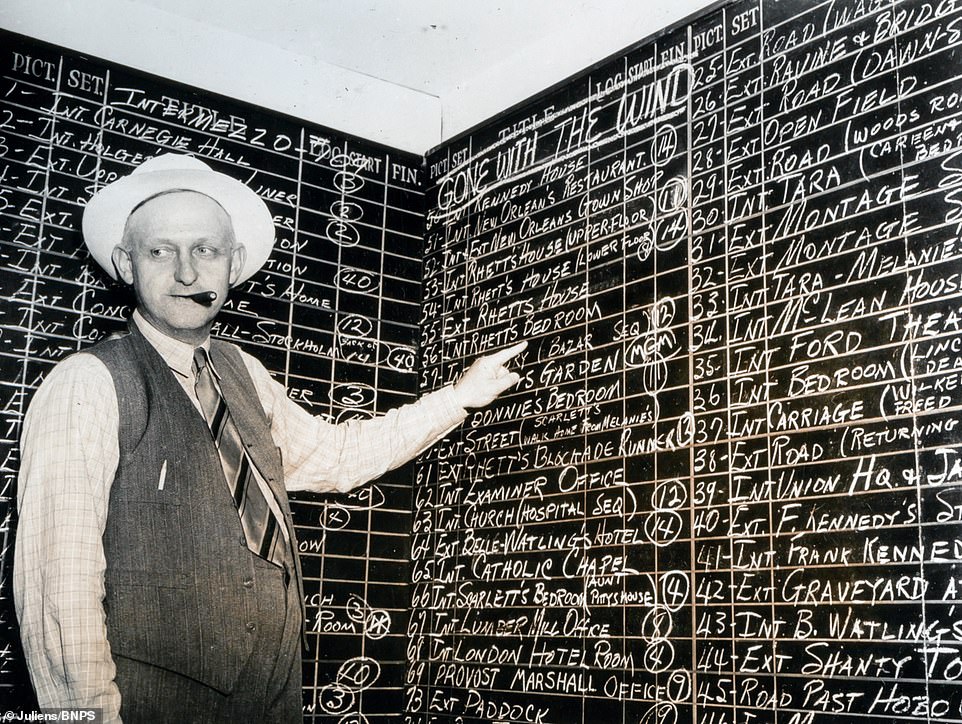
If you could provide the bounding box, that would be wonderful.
[111,191,246,345]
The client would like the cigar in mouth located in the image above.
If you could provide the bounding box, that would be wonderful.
[187,291,217,306]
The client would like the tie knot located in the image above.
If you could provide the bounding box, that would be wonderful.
[193,347,209,375]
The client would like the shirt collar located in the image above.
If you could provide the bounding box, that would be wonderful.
[132,309,208,380]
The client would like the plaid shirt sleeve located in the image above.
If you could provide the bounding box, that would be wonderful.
[237,350,467,493]
[14,352,123,723]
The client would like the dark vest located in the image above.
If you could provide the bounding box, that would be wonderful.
[89,324,303,695]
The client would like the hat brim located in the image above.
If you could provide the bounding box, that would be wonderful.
[82,167,275,283]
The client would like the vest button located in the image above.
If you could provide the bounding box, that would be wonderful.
[239,536,247,547]
[243,578,254,588]
[246,622,256,633]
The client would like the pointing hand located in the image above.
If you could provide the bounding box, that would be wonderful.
[452,341,527,409]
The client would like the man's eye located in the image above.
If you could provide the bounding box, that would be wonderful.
[195,246,219,257]
[149,248,172,258]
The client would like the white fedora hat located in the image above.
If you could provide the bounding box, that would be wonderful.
[82,153,275,283]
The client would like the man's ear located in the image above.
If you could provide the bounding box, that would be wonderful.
[111,246,134,285]
[228,243,247,287]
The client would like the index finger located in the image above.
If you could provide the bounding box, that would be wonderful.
[486,340,528,366]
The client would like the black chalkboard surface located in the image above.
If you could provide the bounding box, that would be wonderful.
[416,0,962,722]
[0,29,424,722]
[8,0,962,721]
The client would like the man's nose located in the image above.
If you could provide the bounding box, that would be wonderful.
[174,252,198,285]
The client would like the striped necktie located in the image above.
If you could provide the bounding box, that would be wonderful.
[193,347,292,576]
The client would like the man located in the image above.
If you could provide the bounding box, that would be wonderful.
[13,153,524,723]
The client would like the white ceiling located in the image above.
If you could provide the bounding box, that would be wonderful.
[2,0,717,152]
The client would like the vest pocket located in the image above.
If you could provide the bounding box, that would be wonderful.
[105,574,248,695]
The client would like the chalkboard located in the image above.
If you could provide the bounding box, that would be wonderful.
[415,0,962,722]
[0,29,425,722]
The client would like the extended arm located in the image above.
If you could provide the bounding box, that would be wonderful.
[14,355,123,723]
[243,342,527,492]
